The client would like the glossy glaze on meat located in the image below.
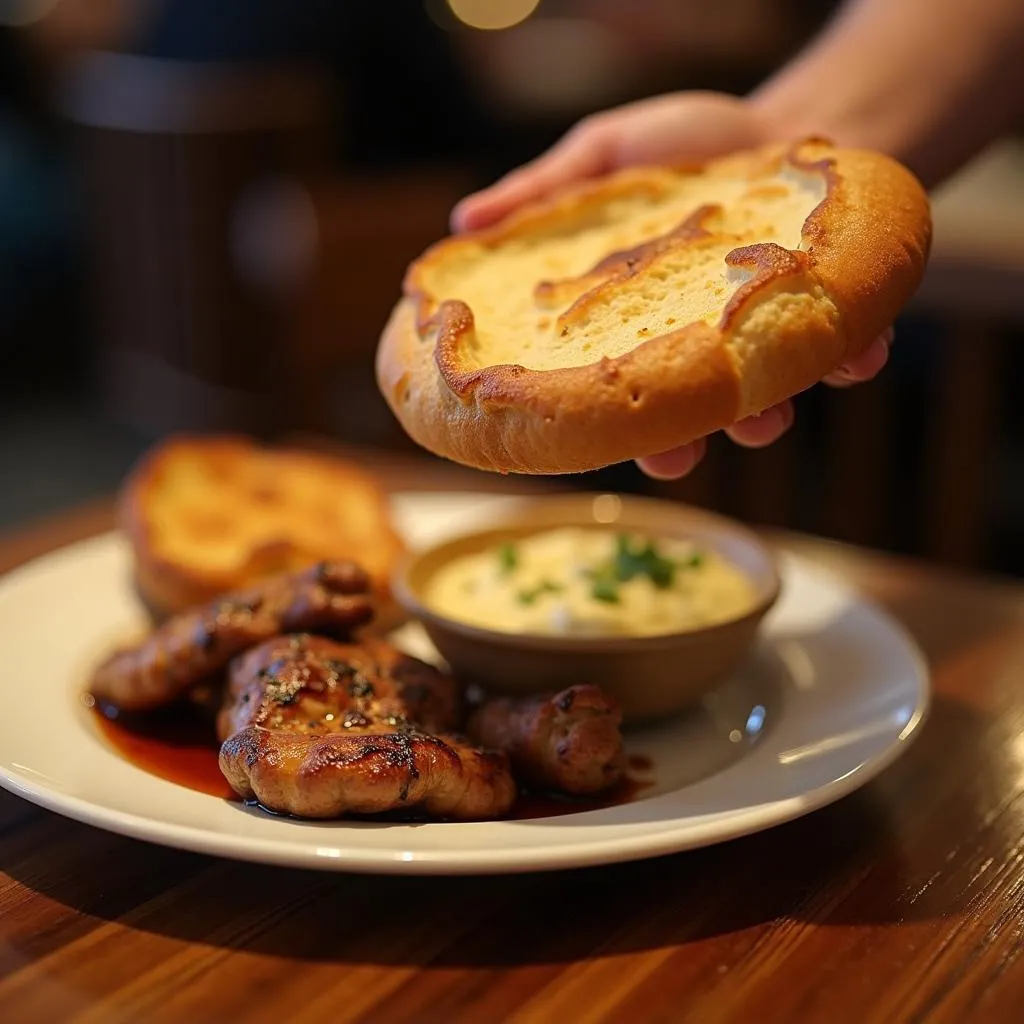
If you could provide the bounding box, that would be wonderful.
[218,635,517,820]
[89,561,374,712]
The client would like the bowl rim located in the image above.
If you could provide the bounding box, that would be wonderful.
[390,492,782,652]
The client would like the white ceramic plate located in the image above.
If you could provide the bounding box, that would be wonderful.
[0,492,928,875]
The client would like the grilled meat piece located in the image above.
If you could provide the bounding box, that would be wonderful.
[90,561,374,712]
[467,684,625,795]
[217,634,458,740]
[218,635,517,820]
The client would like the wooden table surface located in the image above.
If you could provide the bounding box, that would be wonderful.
[3,448,1024,1023]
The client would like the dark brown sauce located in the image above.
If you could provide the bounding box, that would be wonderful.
[508,774,654,820]
[90,698,237,800]
[90,696,656,819]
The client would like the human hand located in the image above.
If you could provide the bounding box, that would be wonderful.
[637,325,893,480]
[451,92,893,480]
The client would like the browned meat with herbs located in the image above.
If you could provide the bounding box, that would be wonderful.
[218,635,517,820]
[89,561,375,712]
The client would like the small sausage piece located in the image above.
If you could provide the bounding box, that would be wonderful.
[467,684,625,795]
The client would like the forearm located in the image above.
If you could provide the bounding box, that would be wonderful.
[751,0,1024,188]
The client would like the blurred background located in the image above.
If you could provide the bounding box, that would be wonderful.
[1,0,1022,573]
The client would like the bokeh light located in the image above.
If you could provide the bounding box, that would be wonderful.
[446,0,540,32]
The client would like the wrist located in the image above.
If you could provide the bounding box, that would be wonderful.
[748,76,953,189]
[746,0,1024,190]
[747,84,886,157]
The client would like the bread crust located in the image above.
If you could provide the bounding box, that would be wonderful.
[120,435,406,625]
[376,139,931,474]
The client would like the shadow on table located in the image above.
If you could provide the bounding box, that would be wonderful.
[2,691,996,969]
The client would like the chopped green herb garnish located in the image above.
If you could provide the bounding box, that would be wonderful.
[498,542,519,574]
[681,551,705,569]
[646,556,674,588]
[590,577,621,603]
[516,579,562,605]
[612,532,676,589]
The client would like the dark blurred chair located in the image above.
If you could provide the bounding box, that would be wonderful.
[62,51,333,437]
[60,48,473,444]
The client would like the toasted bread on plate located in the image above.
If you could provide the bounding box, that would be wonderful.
[377,138,931,474]
[120,435,405,627]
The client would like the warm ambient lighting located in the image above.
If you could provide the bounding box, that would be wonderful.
[447,0,540,31]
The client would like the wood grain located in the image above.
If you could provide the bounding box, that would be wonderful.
[3,451,1024,1022]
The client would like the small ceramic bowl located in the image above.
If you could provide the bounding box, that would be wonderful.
[392,493,781,723]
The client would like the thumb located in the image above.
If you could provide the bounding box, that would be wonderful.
[451,119,614,233]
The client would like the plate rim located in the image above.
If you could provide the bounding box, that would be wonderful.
[1,697,927,875]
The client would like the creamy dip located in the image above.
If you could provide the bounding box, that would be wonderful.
[424,527,757,637]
